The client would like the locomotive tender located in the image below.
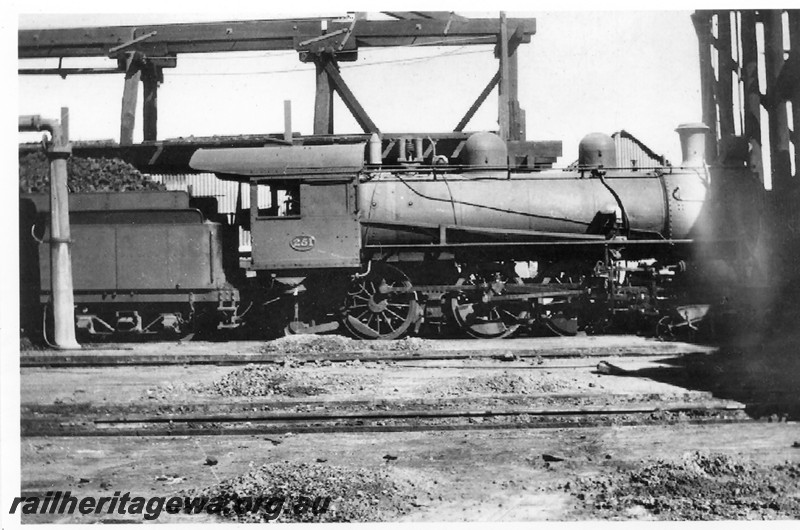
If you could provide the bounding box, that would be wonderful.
[20,191,240,338]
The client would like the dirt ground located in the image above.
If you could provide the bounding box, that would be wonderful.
[21,355,715,407]
[19,423,800,523]
[17,334,800,522]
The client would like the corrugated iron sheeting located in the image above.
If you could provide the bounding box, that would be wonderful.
[612,131,666,169]
[147,173,271,250]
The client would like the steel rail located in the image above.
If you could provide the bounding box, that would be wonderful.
[21,399,749,437]
[19,346,713,368]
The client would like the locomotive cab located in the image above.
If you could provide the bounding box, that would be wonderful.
[191,142,366,272]
[247,176,361,271]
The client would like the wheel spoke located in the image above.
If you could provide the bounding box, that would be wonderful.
[385,307,404,321]
[450,267,525,339]
[342,264,417,340]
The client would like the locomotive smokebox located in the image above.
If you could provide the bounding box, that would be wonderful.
[675,122,710,167]
[463,132,508,168]
[578,133,617,168]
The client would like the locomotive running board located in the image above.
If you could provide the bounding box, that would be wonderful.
[361,219,607,243]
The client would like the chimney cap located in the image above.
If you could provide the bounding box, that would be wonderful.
[675,122,710,133]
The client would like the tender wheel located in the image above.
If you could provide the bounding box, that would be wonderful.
[342,263,418,340]
[449,267,527,339]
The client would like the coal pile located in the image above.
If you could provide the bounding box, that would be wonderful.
[184,461,418,522]
[571,452,800,520]
[19,151,166,192]
[191,365,380,398]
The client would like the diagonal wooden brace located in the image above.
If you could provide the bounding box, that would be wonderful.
[321,59,379,134]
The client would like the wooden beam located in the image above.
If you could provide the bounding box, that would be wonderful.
[382,12,467,21]
[497,13,510,141]
[119,54,141,146]
[314,57,334,135]
[19,18,536,58]
[494,25,526,58]
[322,60,379,134]
[141,65,159,142]
[454,71,500,132]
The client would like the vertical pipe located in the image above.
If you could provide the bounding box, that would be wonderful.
[397,137,407,162]
[49,108,80,349]
[284,100,292,144]
[368,133,382,165]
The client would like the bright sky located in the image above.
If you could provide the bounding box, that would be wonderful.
[16,8,703,165]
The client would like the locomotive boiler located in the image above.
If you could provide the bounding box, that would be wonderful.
[188,123,725,340]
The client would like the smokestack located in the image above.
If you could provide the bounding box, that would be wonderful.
[675,123,710,167]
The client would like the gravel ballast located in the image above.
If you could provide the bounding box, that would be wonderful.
[183,461,420,522]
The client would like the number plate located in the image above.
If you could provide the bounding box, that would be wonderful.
[290,235,316,252]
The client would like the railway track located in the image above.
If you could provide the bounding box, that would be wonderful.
[22,394,751,437]
[19,338,716,368]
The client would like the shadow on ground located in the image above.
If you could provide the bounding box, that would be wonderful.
[608,329,800,420]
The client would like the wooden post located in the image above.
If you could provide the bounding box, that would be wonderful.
[789,10,800,179]
[497,12,510,141]
[692,11,719,162]
[120,52,141,145]
[507,26,525,141]
[716,11,735,141]
[314,57,334,135]
[763,10,792,194]
[740,11,761,147]
[142,64,159,142]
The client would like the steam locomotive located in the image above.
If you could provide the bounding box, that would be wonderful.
[20,124,760,341]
